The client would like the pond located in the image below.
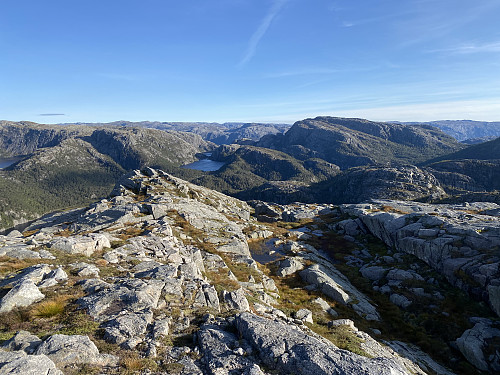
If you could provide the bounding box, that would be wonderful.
[181,159,226,172]
[0,157,22,169]
[249,238,286,264]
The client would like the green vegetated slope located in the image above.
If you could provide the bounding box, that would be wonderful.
[0,138,125,229]
[188,145,340,197]
[0,122,213,231]
[426,135,500,162]
[426,159,500,191]
[422,137,500,201]
[312,165,446,204]
[174,117,467,203]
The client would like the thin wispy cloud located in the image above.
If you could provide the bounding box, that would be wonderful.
[239,0,289,67]
[39,113,65,116]
[429,41,500,55]
[340,10,414,28]
[397,1,500,47]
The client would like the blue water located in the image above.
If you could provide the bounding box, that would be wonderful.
[181,159,225,172]
[249,238,285,264]
[0,157,22,169]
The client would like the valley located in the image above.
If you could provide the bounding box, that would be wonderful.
[0,117,499,374]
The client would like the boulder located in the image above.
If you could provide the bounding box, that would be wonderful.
[312,297,338,317]
[277,257,304,277]
[328,319,357,330]
[0,280,45,313]
[223,288,250,312]
[295,308,313,323]
[198,325,254,374]
[34,334,113,367]
[71,262,100,277]
[387,269,424,282]
[456,320,500,372]
[152,318,171,340]
[360,266,387,281]
[0,352,63,375]
[487,284,500,317]
[261,275,278,292]
[1,331,42,354]
[390,294,412,309]
[0,350,26,367]
[235,312,410,375]
[38,267,68,289]
[50,233,111,256]
[78,278,165,320]
[103,310,153,349]
[300,265,350,305]
[217,239,251,257]
[0,264,52,288]
[244,364,266,375]
[251,201,282,218]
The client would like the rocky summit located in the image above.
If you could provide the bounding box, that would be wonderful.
[0,169,499,374]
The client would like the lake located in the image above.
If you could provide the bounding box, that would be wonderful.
[181,158,225,172]
[0,157,22,169]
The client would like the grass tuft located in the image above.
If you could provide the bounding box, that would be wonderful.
[31,295,70,318]
[120,351,158,374]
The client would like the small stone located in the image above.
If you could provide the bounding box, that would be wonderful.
[295,308,313,324]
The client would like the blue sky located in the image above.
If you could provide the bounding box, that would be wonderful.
[1,0,500,123]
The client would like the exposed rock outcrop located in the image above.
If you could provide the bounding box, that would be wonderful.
[341,200,500,317]
[1,169,487,374]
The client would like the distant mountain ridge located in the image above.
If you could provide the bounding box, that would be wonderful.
[57,120,292,145]
[1,116,499,232]
[0,121,213,166]
[402,120,500,142]
[256,116,464,169]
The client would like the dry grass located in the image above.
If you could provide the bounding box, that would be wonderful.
[31,295,70,318]
[22,229,39,237]
[117,225,145,240]
[205,269,240,293]
[53,228,74,237]
[95,258,109,267]
[276,218,314,230]
[119,351,158,374]
[0,256,44,277]
[370,205,409,215]
[262,263,370,357]
[0,281,91,341]
[310,323,369,357]
[219,254,262,284]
